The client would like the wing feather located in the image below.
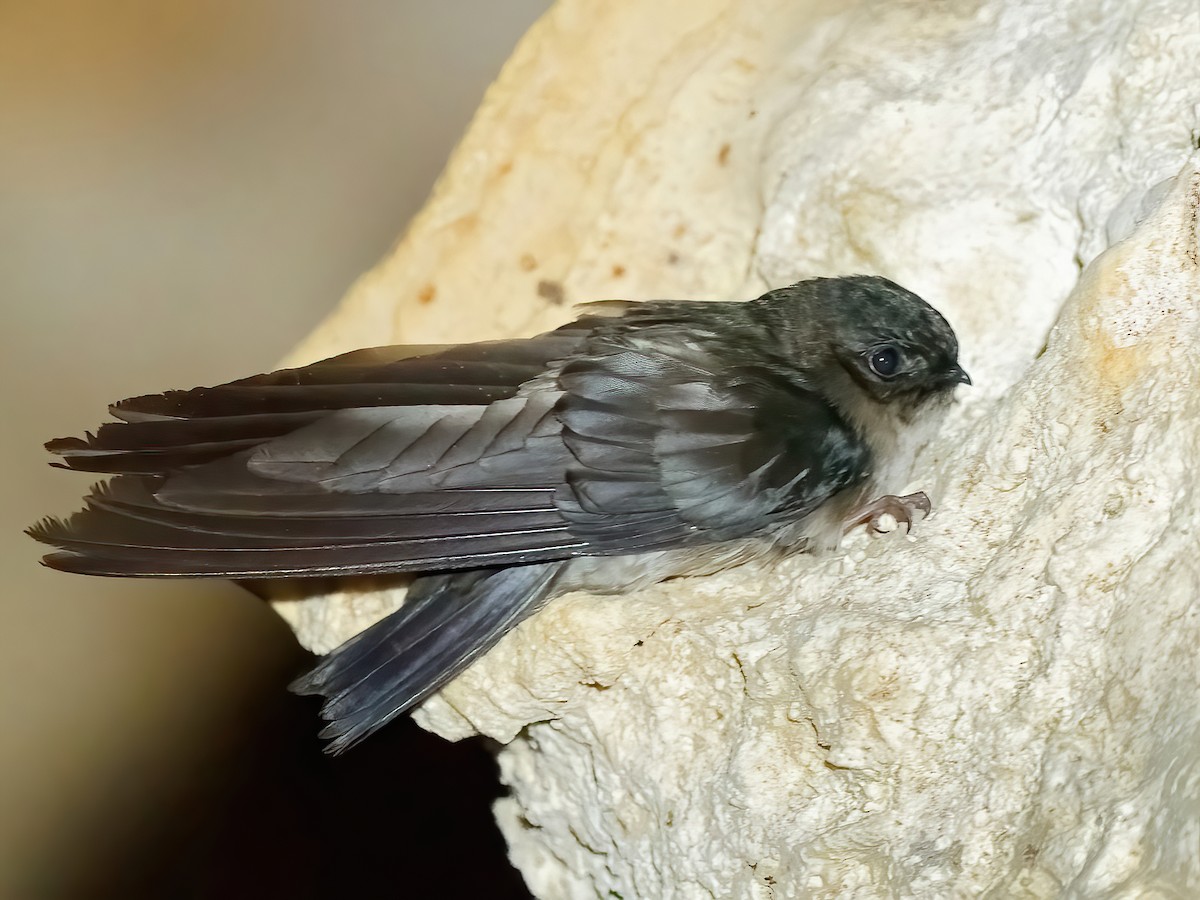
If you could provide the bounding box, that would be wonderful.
[35,305,870,581]
[32,392,583,576]
[34,329,597,575]
[49,329,591,475]
[553,331,870,549]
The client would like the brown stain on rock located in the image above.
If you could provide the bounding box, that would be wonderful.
[1077,267,1152,393]
[417,283,437,305]
[1091,333,1145,392]
[537,279,565,305]
[611,264,626,278]
[717,143,731,166]
[518,253,537,271]
[451,214,478,237]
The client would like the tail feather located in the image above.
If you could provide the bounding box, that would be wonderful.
[291,562,565,754]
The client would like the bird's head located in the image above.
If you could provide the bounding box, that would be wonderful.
[756,275,969,415]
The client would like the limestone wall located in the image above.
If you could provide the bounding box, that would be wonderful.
[277,1,1200,896]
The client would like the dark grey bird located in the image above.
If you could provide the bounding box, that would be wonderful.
[30,275,969,753]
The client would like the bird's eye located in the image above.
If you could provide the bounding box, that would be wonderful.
[867,345,901,379]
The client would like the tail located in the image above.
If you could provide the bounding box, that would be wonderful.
[291,561,565,753]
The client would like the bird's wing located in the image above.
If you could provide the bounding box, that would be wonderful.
[32,317,868,578]
[30,328,595,576]
[43,331,591,474]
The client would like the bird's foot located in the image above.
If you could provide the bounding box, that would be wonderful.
[845,491,932,535]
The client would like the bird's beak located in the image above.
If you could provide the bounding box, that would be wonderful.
[951,365,972,386]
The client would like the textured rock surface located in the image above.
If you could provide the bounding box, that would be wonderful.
[275,0,1200,896]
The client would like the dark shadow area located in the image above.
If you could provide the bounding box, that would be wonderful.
[24,640,533,900]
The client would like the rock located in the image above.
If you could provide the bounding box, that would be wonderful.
[276,1,1200,895]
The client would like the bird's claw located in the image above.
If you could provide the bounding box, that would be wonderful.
[846,491,932,535]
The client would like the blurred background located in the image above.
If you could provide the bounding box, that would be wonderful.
[1,1,548,896]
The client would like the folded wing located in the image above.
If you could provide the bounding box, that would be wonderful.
[31,330,594,576]
[32,308,869,578]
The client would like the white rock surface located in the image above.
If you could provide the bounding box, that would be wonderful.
[275,0,1200,896]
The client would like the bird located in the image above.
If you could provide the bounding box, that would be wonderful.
[30,275,969,753]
